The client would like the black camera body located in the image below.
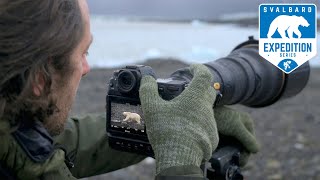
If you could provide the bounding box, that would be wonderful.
[106,37,310,180]
[106,65,187,156]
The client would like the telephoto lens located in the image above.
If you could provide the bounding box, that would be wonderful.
[170,36,310,107]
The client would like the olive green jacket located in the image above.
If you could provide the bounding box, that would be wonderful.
[0,113,205,179]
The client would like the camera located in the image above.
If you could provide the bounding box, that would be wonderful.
[106,37,310,179]
[106,65,188,156]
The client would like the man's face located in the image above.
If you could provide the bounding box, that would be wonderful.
[44,0,92,135]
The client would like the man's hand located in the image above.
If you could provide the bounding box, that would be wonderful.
[139,64,219,174]
[214,106,260,166]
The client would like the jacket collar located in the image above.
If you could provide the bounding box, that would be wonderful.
[12,120,55,163]
[0,121,65,179]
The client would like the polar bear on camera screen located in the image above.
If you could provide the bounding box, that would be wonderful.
[122,112,141,124]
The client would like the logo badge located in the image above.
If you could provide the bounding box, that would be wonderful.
[259,4,317,74]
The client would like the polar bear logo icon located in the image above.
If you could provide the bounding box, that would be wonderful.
[267,15,310,39]
[122,112,141,124]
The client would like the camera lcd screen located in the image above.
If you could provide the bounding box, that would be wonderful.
[110,102,145,132]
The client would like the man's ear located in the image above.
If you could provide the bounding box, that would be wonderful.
[33,73,45,96]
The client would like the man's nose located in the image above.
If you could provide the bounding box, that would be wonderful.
[82,59,90,76]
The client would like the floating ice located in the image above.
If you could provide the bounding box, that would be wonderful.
[88,15,319,68]
[218,12,258,21]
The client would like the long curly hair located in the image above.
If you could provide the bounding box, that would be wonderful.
[0,0,84,133]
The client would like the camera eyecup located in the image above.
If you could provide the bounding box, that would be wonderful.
[118,70,137,93]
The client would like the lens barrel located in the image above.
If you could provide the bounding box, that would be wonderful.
[170,37,310,107]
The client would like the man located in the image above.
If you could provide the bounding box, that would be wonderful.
[0,0,259,179]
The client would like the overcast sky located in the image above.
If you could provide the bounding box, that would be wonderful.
[87,0,319,20]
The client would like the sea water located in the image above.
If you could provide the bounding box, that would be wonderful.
[88,15,320,68]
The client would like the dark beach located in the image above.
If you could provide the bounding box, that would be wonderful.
[73,59,320,180]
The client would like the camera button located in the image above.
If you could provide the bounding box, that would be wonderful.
[146,145,152,152]
[126,65,138,69]
[159,87,164,92]
[167,86,179,91]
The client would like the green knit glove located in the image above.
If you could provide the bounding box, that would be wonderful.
[214,106,260,166]
[139,64,219,174]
